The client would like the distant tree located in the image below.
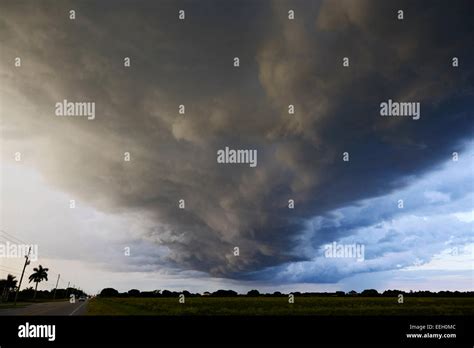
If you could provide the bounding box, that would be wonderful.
[212,290,237,297]
[0,274,17,301]
[54,289,67,299]
[28,265,49,299]
[273,291,282,297]
[100,288,119,297]
[161,290,173,297]
[383,289,403,297]
[128,289,140,297]
[348,290,358,296]
[140,290,157,298]
[247,289,260,297]
[335,291,345,297]
[361,289,379,297]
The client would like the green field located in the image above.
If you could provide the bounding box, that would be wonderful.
[87,297,474,316]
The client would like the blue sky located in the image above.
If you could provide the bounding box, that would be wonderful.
[246,141,473,289]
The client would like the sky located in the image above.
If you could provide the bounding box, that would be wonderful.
[0,0,473,294]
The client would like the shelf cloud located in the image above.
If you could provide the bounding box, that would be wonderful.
[1,0,473,283]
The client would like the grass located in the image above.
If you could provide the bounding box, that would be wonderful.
[0,302,29,309]
[87,297,474,316]
[0,298,69,309]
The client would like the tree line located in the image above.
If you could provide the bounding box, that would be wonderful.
[99,288,474,298]
[0,265,85,302]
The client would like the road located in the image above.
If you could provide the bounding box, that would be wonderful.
[0,299,88,316]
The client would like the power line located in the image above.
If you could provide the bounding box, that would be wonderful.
[0,229,28,242]
[0,267,21,273]
[0,230,30,245]
[0,264,23,272]
[0,269,21,276]
[0,235,27,245]
[0,269,21,277]
[2,229,81,295]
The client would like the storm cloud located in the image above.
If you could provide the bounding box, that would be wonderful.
[1,0,473,280]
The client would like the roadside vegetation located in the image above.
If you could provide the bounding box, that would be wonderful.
[0,268,85,304]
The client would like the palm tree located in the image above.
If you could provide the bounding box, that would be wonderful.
[0,274,17,302]
[28,265,49,299]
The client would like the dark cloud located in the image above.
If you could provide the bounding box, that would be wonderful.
[1,0,473,280]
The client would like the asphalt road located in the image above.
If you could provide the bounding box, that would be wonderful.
[0,299,88,316]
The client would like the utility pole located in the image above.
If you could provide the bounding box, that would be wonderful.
[65,281,70,297]
[14,247,31,305]
[53,274,60,300]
